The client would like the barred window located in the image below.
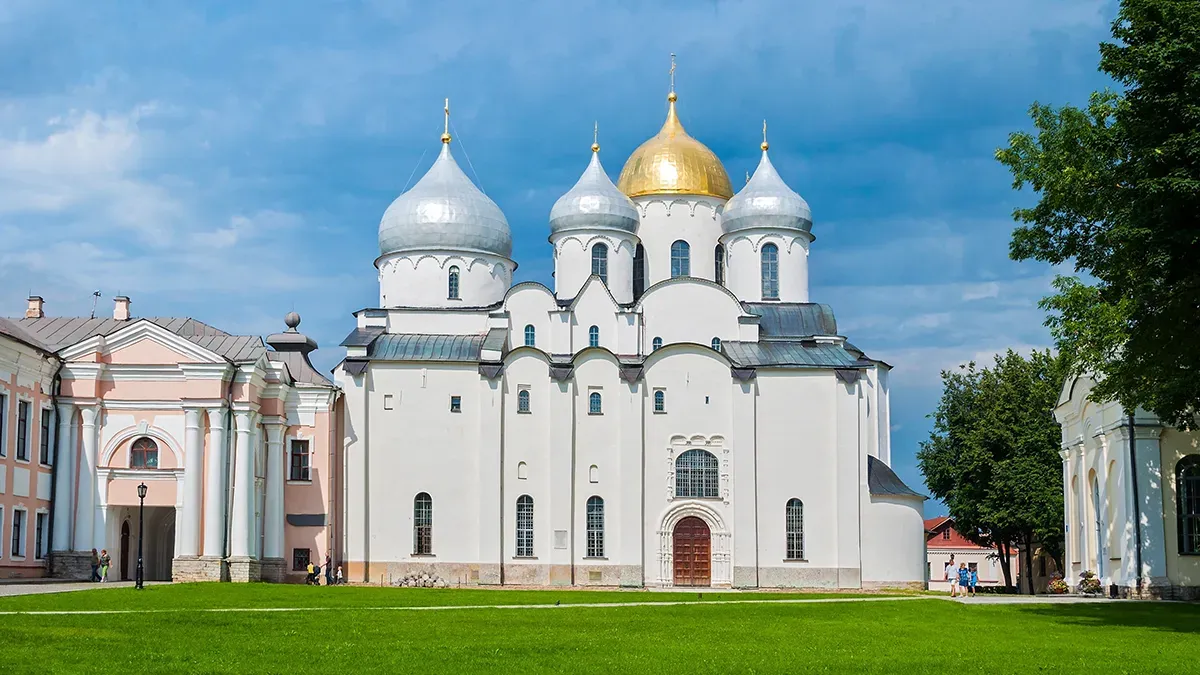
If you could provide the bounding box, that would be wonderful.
[448,266,460,299]
[711,337,721,352]
[518,389,531,413]
[674,449,719,499]
[654,390,666,413]
[516,495,534,557]
[761,243,779,300]
[714,244,725,286]
[289,439,310,481]
[292,548,311,571]
[589,392,602,415]
[652,337,662,352]
[414,492,433,555]
[786,498,804,560]
[524,324,536,347]
[130,437,159,469]
[1178,455,1200,555]
[589,325,600,348]
[586,496,604,558]
[592,243,608,284]
[633,244,646,299]
[671,240,690,277]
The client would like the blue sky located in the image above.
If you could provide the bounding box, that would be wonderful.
[0,1,1120,507]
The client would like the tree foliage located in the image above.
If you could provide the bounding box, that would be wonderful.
[996,0,1200,427]
[918,350,1068,592]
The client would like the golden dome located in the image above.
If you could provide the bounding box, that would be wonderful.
[616,93,733,200]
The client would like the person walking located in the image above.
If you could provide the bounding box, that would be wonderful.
[968,566,979,598]
[312,562,321,586]
[325,554,333,587]
[335,566,344,585]
[945,555,957,597]
[957,563,970,598]
[99,549,112,582]
[305,560,315,585]
[90,548,101,583]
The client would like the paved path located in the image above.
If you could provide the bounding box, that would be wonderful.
[0,581,146,597]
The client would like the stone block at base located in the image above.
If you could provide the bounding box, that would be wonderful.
[50,551,93,580]
[259,558,286,583]
[173,556,225,582]
[227,557,262,583]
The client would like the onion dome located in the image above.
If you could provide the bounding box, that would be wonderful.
[378,112,512,258]
[616,91,733,200]
[549,138,639,235]
[721,135,812,235]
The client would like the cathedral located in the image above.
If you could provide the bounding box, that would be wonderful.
[334,83,927,589]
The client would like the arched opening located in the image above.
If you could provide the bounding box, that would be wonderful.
[786,498,804,560]
[633,244,646,299]
[130,437,159,469]
[591,243,609,284]
[120,520,131,581]
[414,492,432,555]
[672,516,711,586]
[524,324,536,347]
[517,389,531,413]
[516,495,534,557]
[675,449,719,498]
[714,244,725,286]
[652,337,662,352]
[586,496,604,558]
[1177,455,1200,554]
[588,325,600,348]
[710,337,721,352]
[448,266,460,300]
[1089,470,1103,576]
[589,392,603,415]
[671,240,691,278]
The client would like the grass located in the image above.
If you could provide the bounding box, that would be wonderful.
[0,584,1197,673]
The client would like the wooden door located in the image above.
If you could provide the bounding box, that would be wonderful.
[673,517,711,587]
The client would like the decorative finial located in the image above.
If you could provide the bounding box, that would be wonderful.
[284,311,301,331]
[591,121,600,153]
[761,119,769,151]
[668,53,677,102]
[441,98,451,144]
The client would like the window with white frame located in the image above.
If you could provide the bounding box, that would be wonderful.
[652,337,662,352]
[591,243,609,284]
[786,498,804,560]
[517,389,531,414]
[761,243,780,300]
[524,324,536,347]
[447,265,460,299]
[0,392,6,456]
[130,437,158,469]
[11,509,26,558]
[516,495,534,557]
[589,391,602,415]
[711,337,721,352]
[39,408,52,465]
[653,390,666,413]
[34,512,47,560]
[289,439,311,481]
[414,492,433,555]
[16,400,30,461]
[670,240,690,277]
[588,325,599,348]
[674,449,719,499]
[450,395,462,412]
[586,496,604,558]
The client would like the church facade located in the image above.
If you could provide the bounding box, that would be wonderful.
[335,87,927,589]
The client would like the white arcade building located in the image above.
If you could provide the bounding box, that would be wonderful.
[334,87,926,589]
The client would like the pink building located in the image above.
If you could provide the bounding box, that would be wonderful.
[3,295,341,582]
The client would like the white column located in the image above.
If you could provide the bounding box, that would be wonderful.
[229,410,255,559]
[477,377,502,583]
[178,408,204,557]
[93,473,109,552]
[202,407,229,558]
[1132,425,1168,582]
[52,402,76,551]
[73,405,99,552]
[264,421,285,561]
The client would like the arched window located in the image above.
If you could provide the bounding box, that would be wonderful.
[652,337,663,352]
[633,244,646,299]
[413,493,432,555]
[524,324,536,347]
[448,265,460,300]
[714,244,725,286]
[589,392,603,415]
[586,496,604,558]
[711,337,721,352]
[588,325,599,348]
[674,449,719,498]
[1177,455,1200,554]
[589,465,599,483]
[517,389,531,413]
[786,498,804,560]
[671,240,691,277]
[761,243,779,300]
[592,243,609,284]
[130,437,159,469]
[516,495,534,557]
[654,390,666,413]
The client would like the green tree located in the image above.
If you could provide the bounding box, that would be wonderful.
[918,350,1068,593]
[996,0,1200,427]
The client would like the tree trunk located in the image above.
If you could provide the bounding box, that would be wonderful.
[998,541,1014,590]
[1021,534,1036,595]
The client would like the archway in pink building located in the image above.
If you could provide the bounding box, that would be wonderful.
[120,521,131,581]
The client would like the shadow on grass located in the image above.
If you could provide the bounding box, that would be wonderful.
[1021,602,1200,635]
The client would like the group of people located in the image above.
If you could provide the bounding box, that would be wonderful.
[89,548,112,582]
[305,554,344,586]
[944,554,979,598]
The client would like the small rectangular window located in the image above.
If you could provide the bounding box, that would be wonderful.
[383,394,394,410]
[942,529,951,540]
[289,440,311,481]
[450,396,462,413]
[0,393,6,456]
[39,409,52,465]
[35,513,47,559]
[11,509,26,558]
[292,548,311,571]
[16,400,30,461]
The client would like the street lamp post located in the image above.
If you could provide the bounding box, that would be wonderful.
[136,482,147,590]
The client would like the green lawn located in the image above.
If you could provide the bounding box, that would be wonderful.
[0,585,1196,673]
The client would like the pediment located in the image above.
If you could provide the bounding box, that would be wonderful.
[61,319,226,365]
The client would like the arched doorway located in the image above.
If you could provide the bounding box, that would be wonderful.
[673,516,711,587]
[120,521,131,581]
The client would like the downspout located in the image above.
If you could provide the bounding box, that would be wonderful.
[752,377,760,589]
[45,362,64,570]
[328,389,342,571]
[1127,413,1143,594]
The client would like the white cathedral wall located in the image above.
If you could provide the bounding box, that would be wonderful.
[384,308,492,335]
[569,285,623,354]
[552,232,637,304]
[377,250,512,309]
[860,494,926,586]
[636,280,742,353]
[635,198,724,286]
[570,355,627,584]
[721,231,811,303]
[504,285,557,352]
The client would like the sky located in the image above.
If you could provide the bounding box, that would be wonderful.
[0,0,1121,507]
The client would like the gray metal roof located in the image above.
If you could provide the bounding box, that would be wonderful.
[8,316,265,363]
[0,318,51,352]
[549,150,639,235]
[742,303,837,339]
[721,149,812,235]
[369,333,487,362]
[720,340,859,368]
[340,326,387,348]
[267,351,334,386]
[867,456,924,499]
[482,327,507,353]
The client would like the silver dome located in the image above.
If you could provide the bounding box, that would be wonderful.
[721,149,812,234]
[549,150,639,235]
[379,143,513,258]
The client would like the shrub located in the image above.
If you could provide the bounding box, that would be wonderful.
[1078,570,1103,595]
